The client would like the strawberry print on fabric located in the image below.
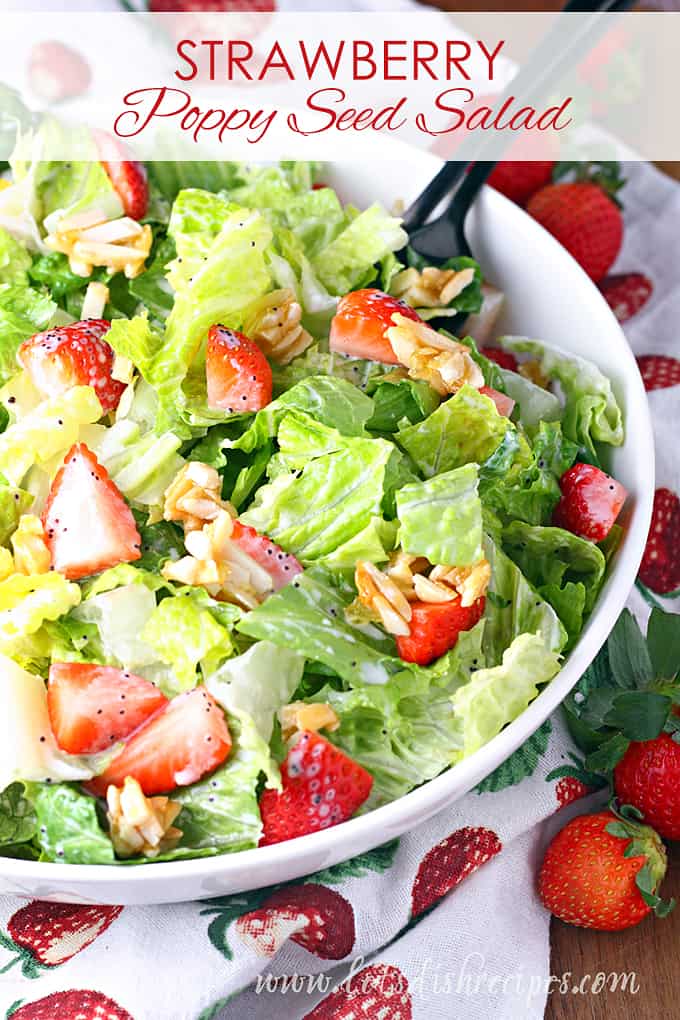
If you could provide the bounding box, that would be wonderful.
[236,883,355,960]
[637,355,680,392]
[7,988,134,1020]
[555,777,592,810]
[303,963,412,1020]
[638,488,680,595]
[599,272,653,322]
[411,827,502,919]
[0,903,123,978]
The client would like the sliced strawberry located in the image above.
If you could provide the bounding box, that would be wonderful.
[639,487,680,594]
[553,462,627,542]
[19,319,124,414]
[95,132,149,221]
[637,354,680,392]
[259,731,372,846]
[206,325,272,413]
[47,662,167,755]
[87,687,231,797]
[43,443,141,581]
[599,273,653,323]
[396,595,485,666]
[480,346,518,372]
[329,289,422,365]
[231,520,302,591]
[479,385,515,418]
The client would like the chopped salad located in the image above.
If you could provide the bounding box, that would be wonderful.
[0,133,627,865]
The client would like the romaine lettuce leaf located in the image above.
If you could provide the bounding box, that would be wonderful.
[147,160,245,202]
[26,782,114,864]
[502,520,606,647]
[482,534,567,664]
[0,474,32,545]
[313,203,407,295]
[396,463,483,566]
[141,589,235,694]
[227,375,374,454]
[0,225,31,286]
[70,581,158,671]
[272,345,386,395]
[0,281,56,386]
[366,376,440,434]
[240,415,396,562]
[452,633,561,757]
[396,385,510,478]
[0,782,36,847]
[0,572,81,663]
[499,337,624,456]
[206,641,305,743]
[87,415,184,512]
[0,385,102,486]
[237,567,402,686]
[497,366,562,430]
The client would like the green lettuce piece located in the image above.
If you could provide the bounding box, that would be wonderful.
[158,201,273,431]
[0,281,57,386]
[0,572,81,662]
[206,641,305,742]
[483,534,567,664]
[26,783,114,864]
[229,443,272,510]
[227,375,375,454]
[396,463,483,566]
[237,567,402,686]
[479,421,577,528]
[452,633,561,757]
[0,385,102,486]
[240,415,395,562]
[367,376,440,434]
[141,590,235,694]
[502,520,606,647]
[397,385,510,478]
[497,367,562,429]
[404,252,483,318]
[174,713,267,852]
[272,345,386,394]
[0,225,31,286]
[309,622,485,806]
[89,416,184,511]
[313,517,396,570]
[128,234,176,324]
[0,783,36,846]
[104,314,163,381]
[166,188,234,291]
[147,160,245,202]
[71,581,158,671]
[0,474,32,544]
[133,514,185,573]
[313,204,407,295]
[499,337,624,455]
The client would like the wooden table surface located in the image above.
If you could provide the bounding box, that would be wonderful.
[421,2,680,1017]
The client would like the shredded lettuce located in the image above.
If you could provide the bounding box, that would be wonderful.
[26,782,114,864]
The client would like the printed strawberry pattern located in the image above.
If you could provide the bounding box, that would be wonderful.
[637,355,680,392]
[599,272,653,322]
[555,777,592,810]
[411,827,502,919]
[0,903,123,978]
[303,963,412,1020]
[7,988,134,1020]
[638,488,680,596]
[236,884,355,960]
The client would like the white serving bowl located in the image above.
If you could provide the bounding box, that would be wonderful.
[0,145,654,905]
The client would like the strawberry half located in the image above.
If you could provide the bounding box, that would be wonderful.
[329,289,421,365]
[96,132,149,221]
[19,319,125,414]
[231,520,302,591]
[637,354,680,392]
[47,663,167,755]
[206,325,272,413]
[639,487,680,594]
[480,346,518,373]
[43,443,141,581]
[553,462,627,542]
[87,687,231,797]
[396,595,486,667]
[259,731,373,846]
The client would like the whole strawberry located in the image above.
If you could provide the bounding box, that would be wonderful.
[539,809,672,930]
[487,161,555,206]
[614,735,680,841]
[527,181,623,282]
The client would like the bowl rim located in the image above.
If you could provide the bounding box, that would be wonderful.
[0,153,655,895]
